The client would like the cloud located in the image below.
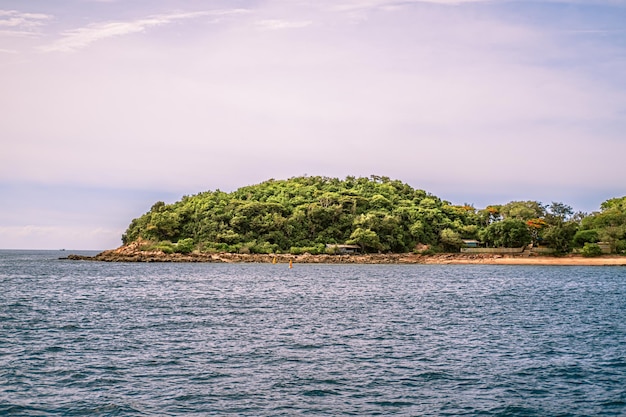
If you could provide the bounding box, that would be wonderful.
[0,9,51,37]
[329,0,491,12]
[40,9,249,52]
[1,0,625,220]
[256,19,313,30]
[0,10,51,27]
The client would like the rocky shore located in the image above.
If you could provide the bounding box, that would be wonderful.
[64,242,626,266]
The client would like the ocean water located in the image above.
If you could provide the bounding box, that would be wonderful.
[1,250,625,416]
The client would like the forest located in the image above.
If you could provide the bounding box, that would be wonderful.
[121,175,626,256]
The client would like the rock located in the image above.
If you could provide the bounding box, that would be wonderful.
[63,245,613,265]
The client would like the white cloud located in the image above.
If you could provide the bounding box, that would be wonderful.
[0,9,51,37]
[0,10,51,27]
[1,0,625,224]
[329,0,491,12]
[40,9,250,53]
[256,19,313,30]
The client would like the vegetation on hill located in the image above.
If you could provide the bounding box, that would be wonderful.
[121,176,626,255]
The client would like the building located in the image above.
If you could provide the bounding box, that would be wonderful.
[326,244,361,254]
[462,239,481,248]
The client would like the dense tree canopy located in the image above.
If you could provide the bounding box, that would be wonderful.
[121,176,626,255]
[578,196,626,253]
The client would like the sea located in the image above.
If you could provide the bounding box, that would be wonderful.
[1,250,625,416]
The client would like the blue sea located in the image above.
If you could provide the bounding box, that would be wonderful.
[1,250,625,416]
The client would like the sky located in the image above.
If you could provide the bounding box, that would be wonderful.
[1,0,625,250]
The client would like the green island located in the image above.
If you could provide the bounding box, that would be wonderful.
[69,176,626,264]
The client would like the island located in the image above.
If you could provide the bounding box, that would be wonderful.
[67,175,626,265]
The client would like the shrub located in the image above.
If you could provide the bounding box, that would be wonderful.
[250,241,279,254]
[151,241,174,254]
[572,229,599,247]
[326,245,340,255]
[581,243,603,257]
[175,238,195,254]
[290,244,325,255]
[290,246,306,255]
[439,228,463,252]
[200,242,234,253]
[616,240,626,254]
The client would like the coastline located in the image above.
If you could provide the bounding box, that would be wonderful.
[65,244,626,266]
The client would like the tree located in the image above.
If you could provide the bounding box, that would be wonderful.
[581,197,626,253]
[347,228,382,253]
[581,243,603,257]
[572,229,599,248]
[546,202,573,222]
[119,175,623,256]
[478,205,502,226]
[479,219,531,248]
[541,202,577,254]
[526,218,547,246]
[500,201,545,221]
[439,228,464,252]
[541,223,577,254]
[145,211,180,241]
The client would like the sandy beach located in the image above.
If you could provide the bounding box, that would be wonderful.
[418,254,626,266]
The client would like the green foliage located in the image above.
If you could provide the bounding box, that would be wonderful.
[541,223,578,254]
[545,202,574,224]
[123,176,462,254]
[479,219,531,248]
[175,238,195,254]
[250,241,279,254]
[290,244,326,255]
[144,241,175,254]
[347,228,382,253]
[200,242,231,253]
[581,243,603,257]
[325,245,340,255]
[581,196,626,253]
[600,196,626,212]
[119,176,626,255]
[500,201,545,221]
[572,229,599,247]
[439,228,464,252]
[539,202,578,254]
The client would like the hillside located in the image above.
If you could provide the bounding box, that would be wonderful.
[121,175,626,255]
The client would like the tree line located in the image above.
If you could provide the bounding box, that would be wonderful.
[121,176,626,255]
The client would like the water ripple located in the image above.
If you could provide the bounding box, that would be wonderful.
[1,252,626,415]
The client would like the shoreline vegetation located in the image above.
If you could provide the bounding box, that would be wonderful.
[65,244,626,266]
[70,176,626,264]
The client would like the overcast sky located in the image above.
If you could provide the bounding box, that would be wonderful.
[1,0,625,249]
